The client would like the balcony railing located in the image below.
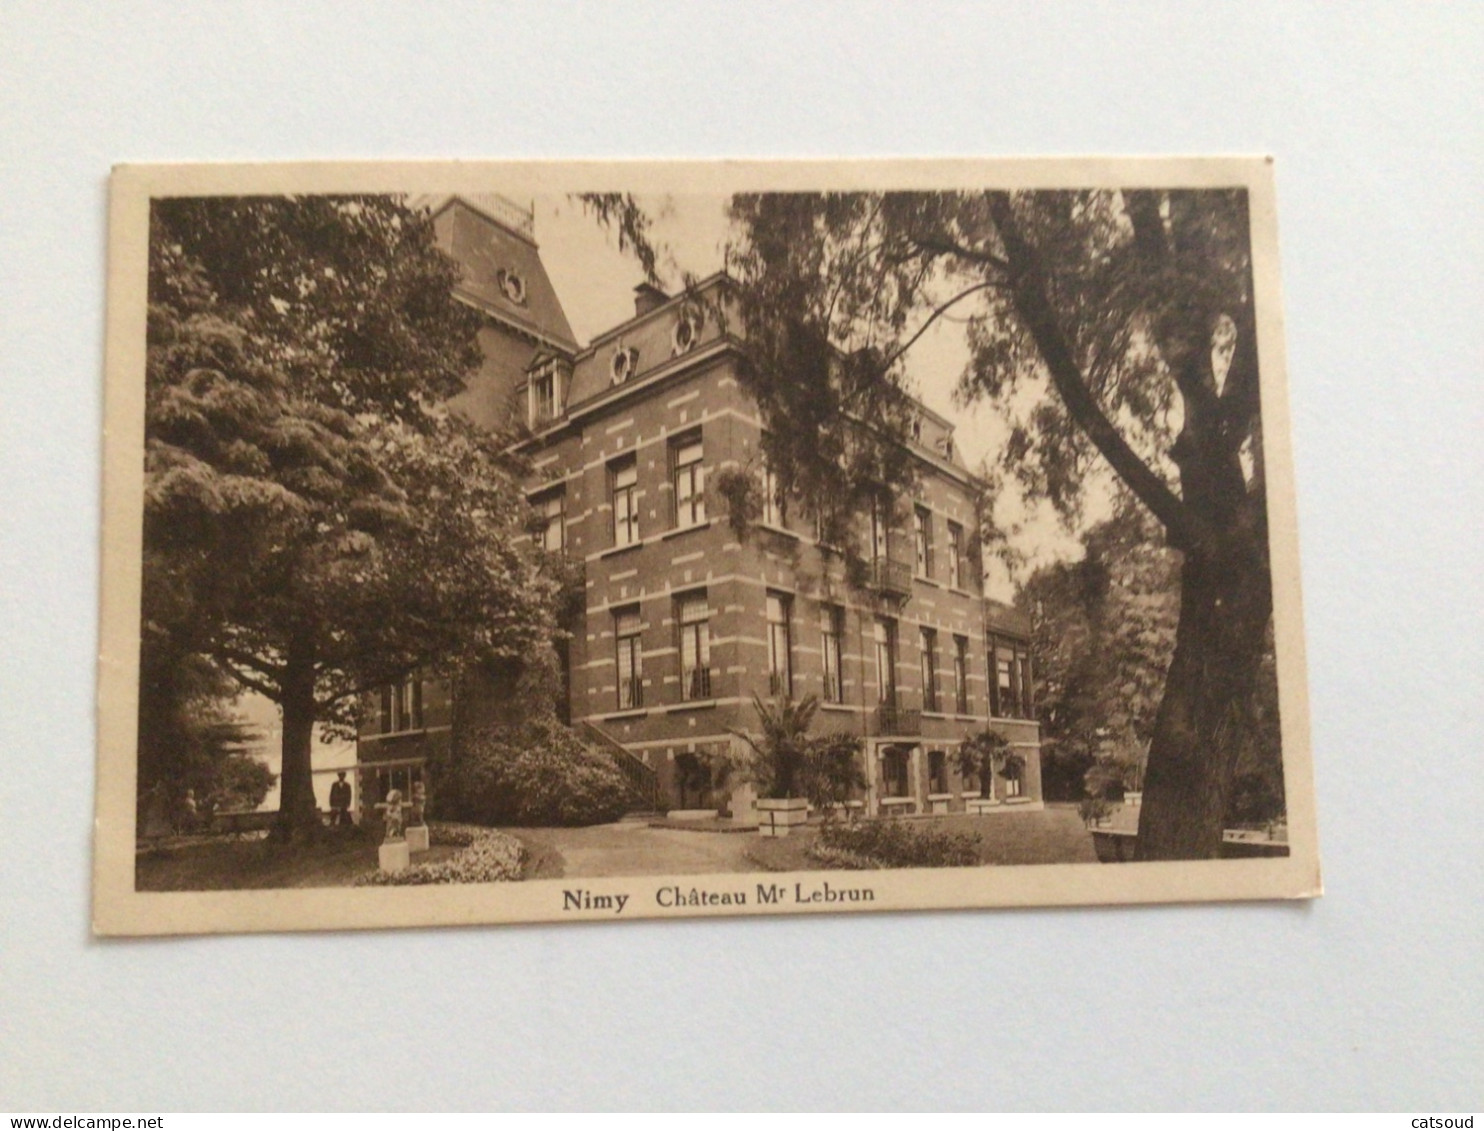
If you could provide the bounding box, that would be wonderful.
[875,702,923,735]
[871,557,912,597]
[682,666,712,701]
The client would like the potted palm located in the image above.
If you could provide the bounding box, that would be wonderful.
[955,729,1011,814]
[731,694,865,836]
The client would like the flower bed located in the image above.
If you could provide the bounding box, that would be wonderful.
[353,823,524,886]
[810,819,982,869]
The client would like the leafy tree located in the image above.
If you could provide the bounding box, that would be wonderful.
[1020,500,1180,800]
[725,188,1278,859]
[212,751,278,812]
[136,642,272,818]
[144,195,559,839]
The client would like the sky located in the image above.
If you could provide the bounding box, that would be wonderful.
[528,192,1111,600]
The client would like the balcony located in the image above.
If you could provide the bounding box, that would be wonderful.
[875,702,923,735]
[870,557,912,598]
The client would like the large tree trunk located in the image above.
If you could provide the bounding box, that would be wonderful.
[272,637,322,842]
[1136,537,1273,859]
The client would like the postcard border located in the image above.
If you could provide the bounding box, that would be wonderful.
[94,156,1320,936]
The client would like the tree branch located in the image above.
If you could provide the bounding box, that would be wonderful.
[911,234,1011,273]
[215,646,285,683]
[881,279,1002,371]
[986,192,1211,553]
[219,660,283,702]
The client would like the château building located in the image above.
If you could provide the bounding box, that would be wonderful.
[356,194,1042,822]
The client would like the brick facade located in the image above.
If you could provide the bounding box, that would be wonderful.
[356,196,1043,821]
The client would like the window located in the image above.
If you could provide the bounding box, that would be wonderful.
[920,627,939,712]
[677,593,712,701]
[929,749,949,795]
[615,607,643,709]
[378,678,424,734]
[874,619,898,705]
[913,506,933,579]
[989,635,1033,719]
[534,487,565,553]
[761,461,785,527]
[672,434,705,527]
[870,495,891,563]
[820,604,844,704]
[766,592,793,697]
[947,521,965,590]
[611,457,639,547]
[992,647,1012,718]
[953,635,969,714]
[882,746,911,799]
[1004,757,1024,798]
[530,361,559,426]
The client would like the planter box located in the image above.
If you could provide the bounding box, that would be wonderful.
[756,797,809,838]
[966,798,1001,815]
[378,840,410,873]
[1123,791,1143,807]
[405,824,429,853]
[666,809,719,822]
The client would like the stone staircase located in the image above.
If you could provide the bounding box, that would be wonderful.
[577,719,661,814]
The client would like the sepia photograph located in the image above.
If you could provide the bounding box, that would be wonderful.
[94,158,1318,934]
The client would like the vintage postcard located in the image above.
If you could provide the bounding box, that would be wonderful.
[94,157,1319,935]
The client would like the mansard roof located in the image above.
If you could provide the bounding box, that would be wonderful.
[421,194,578,353]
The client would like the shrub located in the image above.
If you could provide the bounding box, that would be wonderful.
[435,718,633,827]
[812,819,981,869]
[354,823,523,886]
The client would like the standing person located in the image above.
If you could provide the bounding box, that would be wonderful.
[328,771,353,827]
[179,789,199,834]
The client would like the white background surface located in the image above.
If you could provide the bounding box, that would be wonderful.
[1,1,1480,1111]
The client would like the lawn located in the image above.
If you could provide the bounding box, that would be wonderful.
[746,808,1098,871]
[134,830,459,891]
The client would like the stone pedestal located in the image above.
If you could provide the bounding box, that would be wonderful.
[378,840,411,873]
[967,798,1001,815]
[405,824,429,853]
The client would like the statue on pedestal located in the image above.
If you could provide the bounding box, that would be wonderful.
[409,780,426,827]
[381,788,405,843]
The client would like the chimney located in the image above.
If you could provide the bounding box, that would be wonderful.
[633,282,668,318]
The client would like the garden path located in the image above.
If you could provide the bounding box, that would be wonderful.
[511,821,756,878]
